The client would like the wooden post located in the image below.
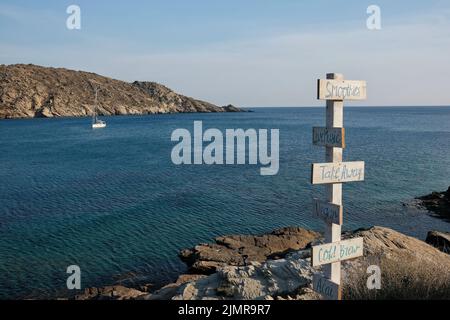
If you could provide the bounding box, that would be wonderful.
[311,73,366,300]
[324,73,344,289]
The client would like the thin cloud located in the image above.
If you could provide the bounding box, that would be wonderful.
[0,3,60,25]
[0,4,449,107]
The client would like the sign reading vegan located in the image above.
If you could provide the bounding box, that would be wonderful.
[317,79,367,101]
[313,199,342,225]
[313,127,345,148]
[310,73,366,300]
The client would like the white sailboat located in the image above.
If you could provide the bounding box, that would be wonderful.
[92,87,106,129]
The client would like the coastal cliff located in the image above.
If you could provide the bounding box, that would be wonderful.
[0,64,242,119]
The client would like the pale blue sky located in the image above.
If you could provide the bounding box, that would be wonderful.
[1,0,450,107]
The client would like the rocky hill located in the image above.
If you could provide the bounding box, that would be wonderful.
[0,64,241,119]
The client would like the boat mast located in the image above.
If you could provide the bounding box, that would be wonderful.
[93,86,98,124]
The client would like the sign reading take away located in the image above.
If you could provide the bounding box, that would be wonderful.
[311,237,364,267]
[317,79,367,101]
[311,161,365,184]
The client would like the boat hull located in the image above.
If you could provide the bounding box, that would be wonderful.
[92,123,106,129]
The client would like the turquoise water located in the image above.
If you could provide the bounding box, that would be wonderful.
[0,107,449,299]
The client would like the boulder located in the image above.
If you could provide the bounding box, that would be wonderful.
[222,104,243,112]
[144,274,208,300]
[75,285,146,300]
[342,227,450,300]
[179,227,321,274]
[426,231,450,254]
[147,250,315,300]
[416,186,450,220]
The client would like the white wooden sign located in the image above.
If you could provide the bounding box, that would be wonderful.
[311,237,364,267]
[311,161,365,185]
[313,127,345,148]
[313,273,341,300]
[317,79,367,101]
[313,199,343,225]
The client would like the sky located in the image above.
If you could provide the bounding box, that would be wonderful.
[0,0,449,107]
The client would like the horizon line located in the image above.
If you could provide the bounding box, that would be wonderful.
[246,105,450,108]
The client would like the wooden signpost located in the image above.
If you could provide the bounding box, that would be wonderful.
[311,73,366,300]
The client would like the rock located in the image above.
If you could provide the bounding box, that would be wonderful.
[35,107,54,118]
[342,226,450,299]
[165,251,315,300]
[273,287,321,300]
[426,231,450,254]
[133,81,226,113]
[0,64,242,119]
[178,227,321,274]
[215,254,314,300]
[144,274,208,300]
[222,104,243,112]
[138,284,154,292]
[344,226,450,268]
[415,186,450,221]
[75,285,146,300]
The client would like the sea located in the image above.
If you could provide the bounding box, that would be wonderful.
[0,107,449,299]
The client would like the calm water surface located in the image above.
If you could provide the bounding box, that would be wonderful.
[0,107,449,299]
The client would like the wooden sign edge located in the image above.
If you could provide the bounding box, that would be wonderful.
[312,127,346,148]
[312,198,343,225]
[317,79,367,101]
[310,237,364,267]
[342,128,346,148]
[316,79,321,100]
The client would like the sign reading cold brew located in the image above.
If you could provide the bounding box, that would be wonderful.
[311,237,364,267]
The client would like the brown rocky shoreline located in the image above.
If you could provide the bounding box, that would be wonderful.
[0,64,243,119]
[73,225,450,300]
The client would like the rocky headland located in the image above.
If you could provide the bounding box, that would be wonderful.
[0,64,243,119]
[74,225,450,300]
